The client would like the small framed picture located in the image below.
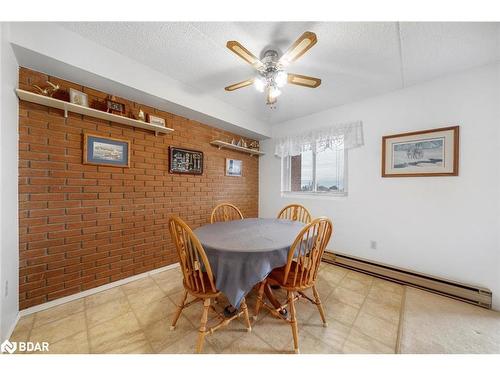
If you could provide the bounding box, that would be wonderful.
[226,158,242,177]
[69,88,88,107]
[83,133,130,168]
[106,98,125,114]
[382,126,459,177]
[147,114,166,127]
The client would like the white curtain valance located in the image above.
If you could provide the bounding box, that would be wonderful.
[274,121,364,158]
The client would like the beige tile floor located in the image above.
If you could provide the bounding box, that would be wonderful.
[10,263,406,354]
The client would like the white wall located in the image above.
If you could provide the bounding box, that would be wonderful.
[259,63,500,309]
[0,22,20,340]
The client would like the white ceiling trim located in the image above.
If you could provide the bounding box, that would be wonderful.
[395,22,406,88]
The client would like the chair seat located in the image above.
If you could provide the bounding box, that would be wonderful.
[268,261,313,289]
[183,272,220,297]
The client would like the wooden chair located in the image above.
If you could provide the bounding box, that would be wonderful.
[210,203,244,224]
[168,215,252,353]
[277,204,312,224]
[253,217,333,354]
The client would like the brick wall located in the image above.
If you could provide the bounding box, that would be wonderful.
[18,68,259,309]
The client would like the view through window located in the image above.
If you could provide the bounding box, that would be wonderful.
[282,142,346,195]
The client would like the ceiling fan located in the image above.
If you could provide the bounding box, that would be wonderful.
[225,31,321,108]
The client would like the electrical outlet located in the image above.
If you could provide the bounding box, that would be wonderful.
[370,240,377,250]
[4,280,8,297]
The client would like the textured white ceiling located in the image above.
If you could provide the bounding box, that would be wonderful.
[58,22,500,125]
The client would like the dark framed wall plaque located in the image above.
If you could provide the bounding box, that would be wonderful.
[169,146,203,175]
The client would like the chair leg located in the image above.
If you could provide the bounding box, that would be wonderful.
[240,297,252,332]
[196,298,211,354]
[312,285,328,327]
[254,280,266,320]
[170,289,188,330]
[288,291,299,354]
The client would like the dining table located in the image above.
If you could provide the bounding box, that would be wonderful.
[194,218,305,308]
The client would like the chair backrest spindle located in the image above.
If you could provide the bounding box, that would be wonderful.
[210,203,244,224]
[282,217,332,288]
[168,215,217,294]
[277,204,312,224]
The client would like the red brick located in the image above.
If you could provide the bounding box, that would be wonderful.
[18,68,258,309]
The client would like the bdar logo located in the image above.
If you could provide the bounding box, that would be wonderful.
[1,339,17,354]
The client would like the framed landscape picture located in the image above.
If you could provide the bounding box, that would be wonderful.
[169,147,203,175]
[226,158,242,177]
[83,133,130,167]
[382,126,459,177]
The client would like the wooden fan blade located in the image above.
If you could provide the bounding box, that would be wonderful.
[226,41,264,70]
[280,32,318,65]
[225,79,255,91]
[287,73,322,88]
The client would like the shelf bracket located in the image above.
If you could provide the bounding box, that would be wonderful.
[63,108,68,118]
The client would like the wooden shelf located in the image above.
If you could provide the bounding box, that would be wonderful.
[16,89,174,135]
[210,140,265,156]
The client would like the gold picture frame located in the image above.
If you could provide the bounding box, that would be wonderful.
[382,126,459,177]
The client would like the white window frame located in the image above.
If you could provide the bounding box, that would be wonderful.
[281,147,348,199]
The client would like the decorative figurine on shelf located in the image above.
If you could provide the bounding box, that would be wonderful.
[248,140,260,150]
[231,138,236,145]
[236,139,243,147]
[32,81,60,97]
[106,95,125,115]
[137,108,146,122]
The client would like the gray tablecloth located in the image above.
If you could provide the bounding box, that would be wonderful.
[194,218,305,308]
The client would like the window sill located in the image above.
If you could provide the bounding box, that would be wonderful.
[281,192,348,200]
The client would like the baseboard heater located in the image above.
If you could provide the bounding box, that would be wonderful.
[322,251,492,309]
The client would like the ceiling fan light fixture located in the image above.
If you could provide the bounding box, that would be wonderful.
[275,71,288,88]
[225,31,320,106]
[268,85,282,99]
[254,77,266,92]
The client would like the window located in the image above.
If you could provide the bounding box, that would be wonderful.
[275,121,363,197]
[281,140,347,196]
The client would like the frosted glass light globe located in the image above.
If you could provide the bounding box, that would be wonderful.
[254,77,266,92]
